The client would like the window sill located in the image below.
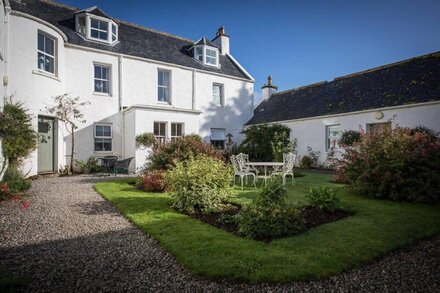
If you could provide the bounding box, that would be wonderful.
[93,92,112,97]
[32,69,60,82]
[157,101,171,106]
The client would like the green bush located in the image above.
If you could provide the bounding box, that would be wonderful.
[338,126,440,203]
[148,135,223,171]
[165,155,233,213]
[307,187,340,211]
[239,124,295,162]
[339,130,361,147]
[0,100,38,165]
[238,176,305,240]
[300,155,313,169]
[136,170,166,192]
[85,157,102,173]
[2,166,31,194]
[135,132,156,149]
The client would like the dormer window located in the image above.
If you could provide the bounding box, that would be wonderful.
[192,37,219,67]
[75,7,118,45]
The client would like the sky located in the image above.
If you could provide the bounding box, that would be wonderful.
[60,0,440,104]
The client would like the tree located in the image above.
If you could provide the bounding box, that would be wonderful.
[0,98,38,180]
[46,94,90,173]
[239,124,294,161]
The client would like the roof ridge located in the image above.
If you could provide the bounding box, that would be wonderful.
[39,0,195,43]
[273,50,440,96]
[334,51,440,81]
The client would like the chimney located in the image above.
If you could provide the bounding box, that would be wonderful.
[212,26,230,55]
[261,75,278,100]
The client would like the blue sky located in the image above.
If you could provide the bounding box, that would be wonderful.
[61,0,440,103]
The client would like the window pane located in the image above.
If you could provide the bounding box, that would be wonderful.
[196,47,203,55]
[103,126,111,137]
[154,123,159,135]
[206,49,216,57]
[45,37,54,55]
[101,67,109,79]
[91,29,99,38]
[37,52,45,70]
[91,19,99,28]
[160,123,166,136]
[112,24,116,34]
[45,56,54,73]
[94,66,101,78]
[158,71,164,85]
[99,21,108,31]
[103,139,112,151]
[112,34,117,41]
[99,31,108,40]
[38,33,45,51]
[95,125,103,136]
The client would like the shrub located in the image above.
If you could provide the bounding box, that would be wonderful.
[85,157,102,173]
[239,124,295,162]
[135,132,156,149]
[339,130,361,147]
[338,126,440,203]
[300,155,313,169]
[0,182,12,201]
[0,100,38,165]
[238,176,305,240]
[307,187,340,211]
[136,170,166,192]
[2,166,31,194]
[165,155,233,213]
[148,135,223,171]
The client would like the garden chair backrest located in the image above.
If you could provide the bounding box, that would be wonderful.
[114,157,134,170]
[236,153,249,165]
[283,152,295,172]
[230,155,240,173]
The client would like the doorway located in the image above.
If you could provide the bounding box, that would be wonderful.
[37,116,56,173]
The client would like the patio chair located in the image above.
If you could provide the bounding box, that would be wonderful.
[230,155,256,190]
[271,152,296,185]
[113,157,134,176]
[235,153,258,176]
[98,156,118,176]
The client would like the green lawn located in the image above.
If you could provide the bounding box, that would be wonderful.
[95,173,440,283]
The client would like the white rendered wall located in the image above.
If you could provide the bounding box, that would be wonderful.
[6,13,254,176]
[282,103,440,165]
[0,0,5,176]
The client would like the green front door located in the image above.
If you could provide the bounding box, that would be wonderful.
[37,117,55,173]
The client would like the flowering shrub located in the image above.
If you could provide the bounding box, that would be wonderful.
[0,182,12,201]
[339,130,361,147]
[148,135,223,171]
[136,170,166,192]
[337,126,440,203]
[165,155,233,213]
[238,176,305,240]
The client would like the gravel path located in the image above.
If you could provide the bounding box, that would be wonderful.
[1,176,439,292]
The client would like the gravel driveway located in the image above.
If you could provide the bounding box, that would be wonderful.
[1,176,439,292]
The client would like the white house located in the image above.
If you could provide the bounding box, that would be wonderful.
[246,52,440,165]
[0,0,254,176]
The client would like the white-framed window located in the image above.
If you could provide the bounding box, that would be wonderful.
[195,47,204,62]
[37,31,56,74]
[210,128,226,149]
[171,123,183,142]
[193,45,219,67]
[206,48,218,66]
[90,18,109,41]
[326,124,341,151]
[158,70,171,103]
[75,13,118,44]
[154,122,167,145]
[94,64,111,94]
[94,124,112,152]
[212,83,223,106]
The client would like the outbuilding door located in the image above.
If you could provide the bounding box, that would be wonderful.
[37,116,55,173]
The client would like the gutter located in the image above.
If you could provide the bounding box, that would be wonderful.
[3,0,10,98]
[118,55,124,158]
[122,104,202,115]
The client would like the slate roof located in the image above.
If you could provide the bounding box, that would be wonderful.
[9,0,251,80]
[193,37,218,48]
[246,51,440,125]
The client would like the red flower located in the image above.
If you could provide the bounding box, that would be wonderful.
[20,200,30,209]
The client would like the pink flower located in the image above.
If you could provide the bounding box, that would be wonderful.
[20,200,30,209]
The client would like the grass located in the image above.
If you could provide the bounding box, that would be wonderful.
[95,173,440,283]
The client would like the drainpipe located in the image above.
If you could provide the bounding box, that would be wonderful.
[118,54,125,159]
[3,0,11,99]
[192,69,196,110]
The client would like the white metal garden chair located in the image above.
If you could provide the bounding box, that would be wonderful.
[270,152,296,185]
[230,155,256,190]
[235,153,258,176]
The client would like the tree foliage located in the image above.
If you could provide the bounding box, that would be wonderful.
[239,124,294,162]
[46,94,90,173]
[0,99,38,166]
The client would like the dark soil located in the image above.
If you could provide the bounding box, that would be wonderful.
[187,205,351,241]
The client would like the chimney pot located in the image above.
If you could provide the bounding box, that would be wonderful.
[212,26,230,55]
[261,75,278,100]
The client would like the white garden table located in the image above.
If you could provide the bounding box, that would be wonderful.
[246,162,284,186]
